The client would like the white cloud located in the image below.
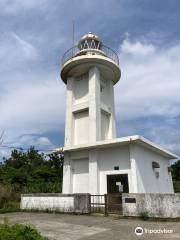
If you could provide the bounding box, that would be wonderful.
[116,38,180,120]
[13,135,54,150]
[0,134,54,161]
[115,37,180,154]
[120,39,155,56]
[36,137,53,148]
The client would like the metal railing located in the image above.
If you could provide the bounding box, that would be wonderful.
[61,45,119,66]
[90,194,107,215]
[90,194,123,215]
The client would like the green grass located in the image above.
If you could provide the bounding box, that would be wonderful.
[0,218,48,240]
[0,200,20,214]
[0,207,20,214]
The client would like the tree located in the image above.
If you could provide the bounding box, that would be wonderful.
[0,147,64,193]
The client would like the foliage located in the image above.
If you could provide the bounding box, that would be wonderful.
[0,218,48,240]
[172,181,180,193]
[0,184,20,209]
[0,147,64,211]
[171,160,180,192]
[140,211,149,220]
[0,147,64,194]
[0,207,20,214]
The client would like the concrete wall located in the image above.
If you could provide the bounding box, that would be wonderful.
[132,144,174,193]
[21,193,90,214]
[122,193,180,218]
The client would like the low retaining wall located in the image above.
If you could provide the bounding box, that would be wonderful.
[21,193,90,214]
[122,193,180,218]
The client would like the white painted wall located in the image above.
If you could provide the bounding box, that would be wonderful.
[62,152,73,194]
[63,145,132,195]
[88,67,101,142]
[72,158,89,193]
[89,150,99,194]
[98,145,131,194]
[21,196,74,212]
[100,76,116,139]
[74,74,88,104]
[64,77,74,147]
[100,77,111,108]
[101,111,110,140]
[132,144,174,193]
[64,67,117,148]
[73,110,89,145]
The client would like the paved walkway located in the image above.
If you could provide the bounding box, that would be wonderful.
[0,212,180,239]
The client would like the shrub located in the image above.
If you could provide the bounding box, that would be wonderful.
[0,147,63,195]
[0,219,48,240]
[0,184,20,210]
[140,211,149,220]
[173,180,180,193]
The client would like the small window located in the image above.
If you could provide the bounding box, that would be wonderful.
[114,166,119,170]
[152,161,160,169]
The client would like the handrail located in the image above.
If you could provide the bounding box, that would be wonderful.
[61,44,119,66]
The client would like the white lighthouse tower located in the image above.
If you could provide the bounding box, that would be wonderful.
[61,33,176,195]
[61,32,120,147]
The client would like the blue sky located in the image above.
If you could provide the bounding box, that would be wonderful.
[0,0,180,159]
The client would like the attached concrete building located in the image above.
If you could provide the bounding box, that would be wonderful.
[60,33,177,195]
